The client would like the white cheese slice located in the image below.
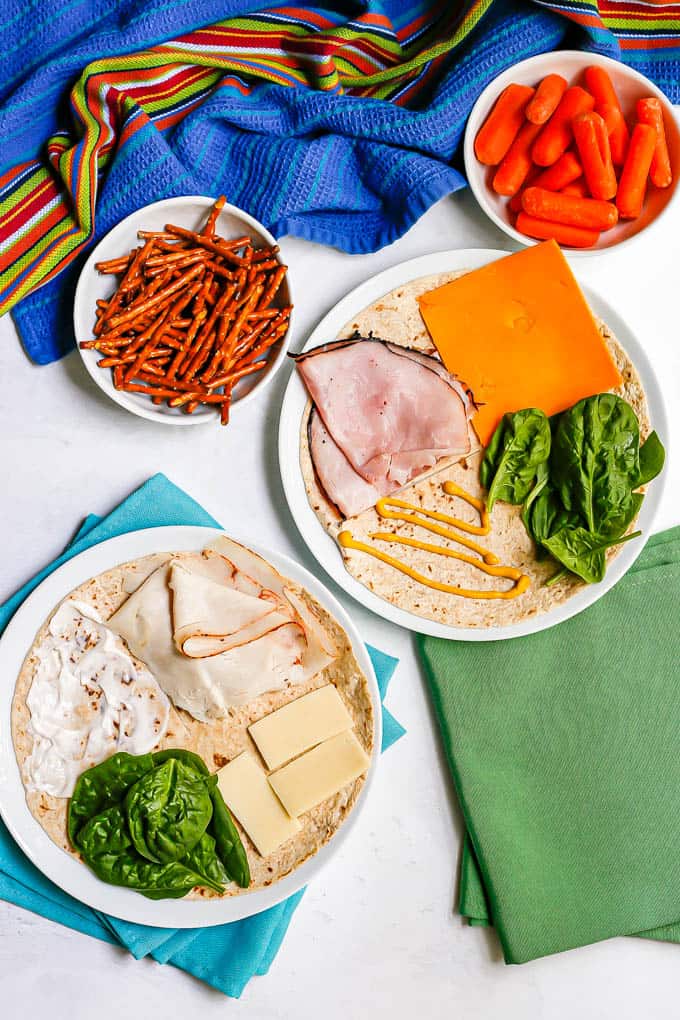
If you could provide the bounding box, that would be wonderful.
[248,684,353,770]
[217,752,300,857]
[268,731,370,818]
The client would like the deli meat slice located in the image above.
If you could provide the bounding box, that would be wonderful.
[308,409,392,519]
[295,339,473,517]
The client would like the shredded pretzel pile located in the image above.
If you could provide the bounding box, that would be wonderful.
[80,196,291,424]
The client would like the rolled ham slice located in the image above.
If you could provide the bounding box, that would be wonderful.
[294,338,473,518]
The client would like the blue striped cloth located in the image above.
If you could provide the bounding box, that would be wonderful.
[6,0,675,364]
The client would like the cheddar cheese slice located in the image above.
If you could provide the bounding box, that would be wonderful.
[417,240,622,446]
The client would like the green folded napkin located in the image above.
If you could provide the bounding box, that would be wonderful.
[418,527,680,963]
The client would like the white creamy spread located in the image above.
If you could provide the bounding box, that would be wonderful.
[24,599,170,798]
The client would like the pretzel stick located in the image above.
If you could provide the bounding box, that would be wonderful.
[202,195,226,237]
[202,283,262,382]
[165,225,245,265]
[257,264,287,310]
[107,262,204,331]
[207,360,268,390]
[251,245,279,262]
[96,256,132,273]
[182,283,236,381]
[95,238,155,334]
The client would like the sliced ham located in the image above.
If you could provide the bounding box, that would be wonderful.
[294,338,472,517]
[308,409,392,519]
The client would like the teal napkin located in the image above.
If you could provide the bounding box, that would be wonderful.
[0,474,404,996]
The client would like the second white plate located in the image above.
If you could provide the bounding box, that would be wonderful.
[0,526,381,927]
[277,249,668,641]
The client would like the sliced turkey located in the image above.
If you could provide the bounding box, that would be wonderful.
[294,338,473,517]
[168,561,295,658]
[109,541,339,722]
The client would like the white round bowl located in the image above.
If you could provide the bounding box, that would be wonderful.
[74,196,293,425]
[463,52,680,255]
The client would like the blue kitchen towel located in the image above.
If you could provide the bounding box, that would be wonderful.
[0,473,404,997]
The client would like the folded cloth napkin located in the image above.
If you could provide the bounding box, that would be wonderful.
[418,527,680,963]
[0,473,405,997]
[7,0,680,363]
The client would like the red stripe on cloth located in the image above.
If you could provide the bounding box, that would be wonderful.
[0,176,60,242]
[0,202,66,271]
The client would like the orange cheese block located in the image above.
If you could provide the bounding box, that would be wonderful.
[417,240,622,446]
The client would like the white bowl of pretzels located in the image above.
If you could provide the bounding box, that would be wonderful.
[74,196,293,426]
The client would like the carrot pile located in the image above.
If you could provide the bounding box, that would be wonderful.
[80,196,291,424]
[474,67,674,248]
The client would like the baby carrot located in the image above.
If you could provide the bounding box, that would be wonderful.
[583,66,621,111]
[562,179,588,197]
[525,74,568,125]
[508,166,539,212]
[616,122,657,218]
[522,186,619,230]
[532,86,595,166]
[516,211,600,248]
[636,98,672,188]
[508,152,581,213]
[598,103,630,166]
[585,66,629,165]
[474,83,535,165]
[492,119,543,195]
[572,112,617,200]
[534,151,583,190]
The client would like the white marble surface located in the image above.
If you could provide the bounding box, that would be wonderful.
[1,187,679,1019]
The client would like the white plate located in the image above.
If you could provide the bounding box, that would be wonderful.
[74,197,293,425]
[463,52,680,256]
[0,527,381,928]
[278,249,668,640]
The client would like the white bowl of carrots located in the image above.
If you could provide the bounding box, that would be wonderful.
[74,196,292,425]
[464,51,679,253]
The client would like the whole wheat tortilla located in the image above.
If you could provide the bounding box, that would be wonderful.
[12,551,374,899]
[299,270,651,629]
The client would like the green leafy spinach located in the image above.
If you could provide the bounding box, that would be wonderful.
[480,409,551,511]
[480,393,665,586]
[125,759,213,864]
[69,749,250,899]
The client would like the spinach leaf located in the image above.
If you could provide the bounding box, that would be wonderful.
[70,748,250,897]
[76,805,224,899]
[125,759,213,864]
[542,527,641,584]
[68,752,155,846]
[520,461,549,536]
[152,748,210,776]
[481,409,551,511]
[184,831,229,889]
[637,430,666,487]
[524,483,580,553]
[152,749,249,885]
[552,394,640,533]
[209,784,251,889]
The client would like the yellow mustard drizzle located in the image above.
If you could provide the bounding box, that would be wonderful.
[338,483,531,601]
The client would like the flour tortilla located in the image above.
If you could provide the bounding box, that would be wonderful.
[299,270,651,629]
[12,551,374,898]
